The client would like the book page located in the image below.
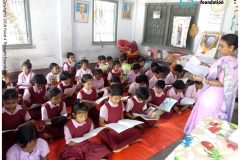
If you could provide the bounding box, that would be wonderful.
[132,113,158,120]
[95,96,108,104]
[16,83,31,86]
[29,104,41,109]
[121,96,129,102]
[118,119,143,127]
[105,123,132,133]
[2,129,16,133]
[17,119,35,129]
[143,61,152,71]
[97,88,106,93]
[99,64,108,70]
[178,78,189,84]
[64,88,75,97]
[69,136,89,143]
[156,98,177,112]
[122,63,132,74]
[180,97,196,105]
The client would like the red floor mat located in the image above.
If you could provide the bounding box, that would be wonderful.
[35,108,191,160]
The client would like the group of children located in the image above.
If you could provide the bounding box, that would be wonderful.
[2,52,203,160]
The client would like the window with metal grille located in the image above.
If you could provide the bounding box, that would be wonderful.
[3,0,32,48]
[143,3,200,52]
[93,0,118,44]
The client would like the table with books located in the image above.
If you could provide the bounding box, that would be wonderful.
[165,116,238,160]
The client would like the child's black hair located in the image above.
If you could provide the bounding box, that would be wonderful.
[173,64,183,72]
[81,58,89,65]
[60,71,72,81]
[81,74,93,83]
[121,57,127,63]
[49,63,58,69]
[15,125,39,148]
[139,57,146,63]
[113,60,121,67]
[109,84,123,96]
[154,66,164,74]
[22,59,32,69]
[135,87,149,100]
[2,80,7,89]
[135,74,148,84]
[173,80,185,90]
[47,87,62,98]
[121,53,127,59]
[2,89,18,100]
[107,56,113,61]
[98,55,106,62]
[94,69,103,75]
[221,34,238,50]
[194,81,203,85]
[67,52,75,58]
[110,76,121,84]
[2,70,7,76]
[155,80,165,89]
[31,74,47,85]
[151,61,159,67]
[132,63,141,70]
[71,99,88,118]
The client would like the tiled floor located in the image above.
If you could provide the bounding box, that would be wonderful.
[148,101,238,160]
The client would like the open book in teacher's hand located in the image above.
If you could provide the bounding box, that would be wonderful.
[153,98,177,112]
[69,127,106,143]
[2,119,35,133]
[105,119,144,133]
[82,96,109,105]
[44,112,71,125]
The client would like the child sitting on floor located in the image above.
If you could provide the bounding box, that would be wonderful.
[2,89,33,160]
[168,80,190,115]
[63,52,77,83]
[106,56,113,70]
[46,63,60,87]
[99,84,142,152]
[103,76,121,97]
[7,125,50,160]
[2,70,13,87]
[149,66,164,90]
[38,87,68,142]
[127,63,141,83]
[145,61,159,80]
[107,60,121,84]
[93,69,104,90]
[60,99,112,160]
[185,81,203,108]
[96,55,108,86]
[75,58,93,84]
[126,87,159,130]
[57,71,77,107]
[165,64,183,85]
[128,74,148,96]
[22,74,47,119]
[138,57,146,74]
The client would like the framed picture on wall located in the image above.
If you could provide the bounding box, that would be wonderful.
[74,1,89,23]
[195,32,222,59]
[122,1,133,20]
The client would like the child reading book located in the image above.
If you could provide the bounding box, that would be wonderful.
[38,87,68,142]
[77,74,100,125]
[46,63,60,87]
[75,58,93,84]
[185,81,203,100]
[57,71,78,107]
[60,99,112,160]
[22,74,47,119]
[96,55,108,86]
[148,80,174,119]
[165,64,183,85]
[99,84,142,152]
[2,80,7,93]
[145,61,159,80]
[2,89,33,160]
[106,56,113,68]
[149,66,164,89]
[63,52,77,83]
[168,80,190,115]
[93,69,104,90]
[138,57,146,74]
[7,125,50,160]
[2,70,13,87]
[103,76,121,97]
[127,63,141,83]
[128,74,148,96]
[126,87,158,130]
[107,60,122,84]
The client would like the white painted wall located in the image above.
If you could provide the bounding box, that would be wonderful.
[5,0,61,72]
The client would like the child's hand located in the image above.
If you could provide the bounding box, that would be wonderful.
[75,77,80,82]
[30,120,36,126]
[69,67,73,73]
[148,103,154,107]
[133,115,138,119]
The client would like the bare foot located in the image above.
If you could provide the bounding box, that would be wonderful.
[129,139,143,145]
[153,124,159,128]
[113,145,129,153]
[176,111,182,115]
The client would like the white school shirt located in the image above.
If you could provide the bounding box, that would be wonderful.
[63,62,71,71]
[165,71,177,85]
[145,70,154,80]
[100,100,125,121]
[2,104,31,121]
[167,87,184,102]
[41,101,67,121]
[127,70,140,83]
[75,68,93,83]
[147,90,165,102]
[22,86,48,101]
[93,77,104,90]
[185,84,202,100]
[77,87,98,100]
[128,82,147,96]
[18,71,35,84]
[149,76,163,90]
[126,96,147,112]
[46,72,60,85]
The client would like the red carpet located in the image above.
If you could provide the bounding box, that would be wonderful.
[35,107,191,160]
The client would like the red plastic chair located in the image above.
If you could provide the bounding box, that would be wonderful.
[117,40,139,62]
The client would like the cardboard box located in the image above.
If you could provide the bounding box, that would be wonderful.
[166,53,181,63]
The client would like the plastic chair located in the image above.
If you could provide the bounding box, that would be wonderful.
[117,39,139,62]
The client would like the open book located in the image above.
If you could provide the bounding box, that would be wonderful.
[44,112,71,125]
[133,107,159,120]
[154,98,177,112]
[64,87,76,97]
[97,88,106,93]
[105,119,144,133]
[121,96,129,102]
[82,96,108,105]
[180,97,196,105]
[143,61,152,71]
[2,119,35,133]
[122,63,132,74]
[71,62,78,69]
[50,75,60,86]
[69,127,106,143]
[178,78,188,84]
[29,104,42,110]
[99,64,108,71]
[184,56,210,78]
[16,83,31,89]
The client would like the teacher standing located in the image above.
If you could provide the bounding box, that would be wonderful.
[184,34,238,135]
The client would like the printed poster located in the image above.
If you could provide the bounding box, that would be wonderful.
[171,16,191,48]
